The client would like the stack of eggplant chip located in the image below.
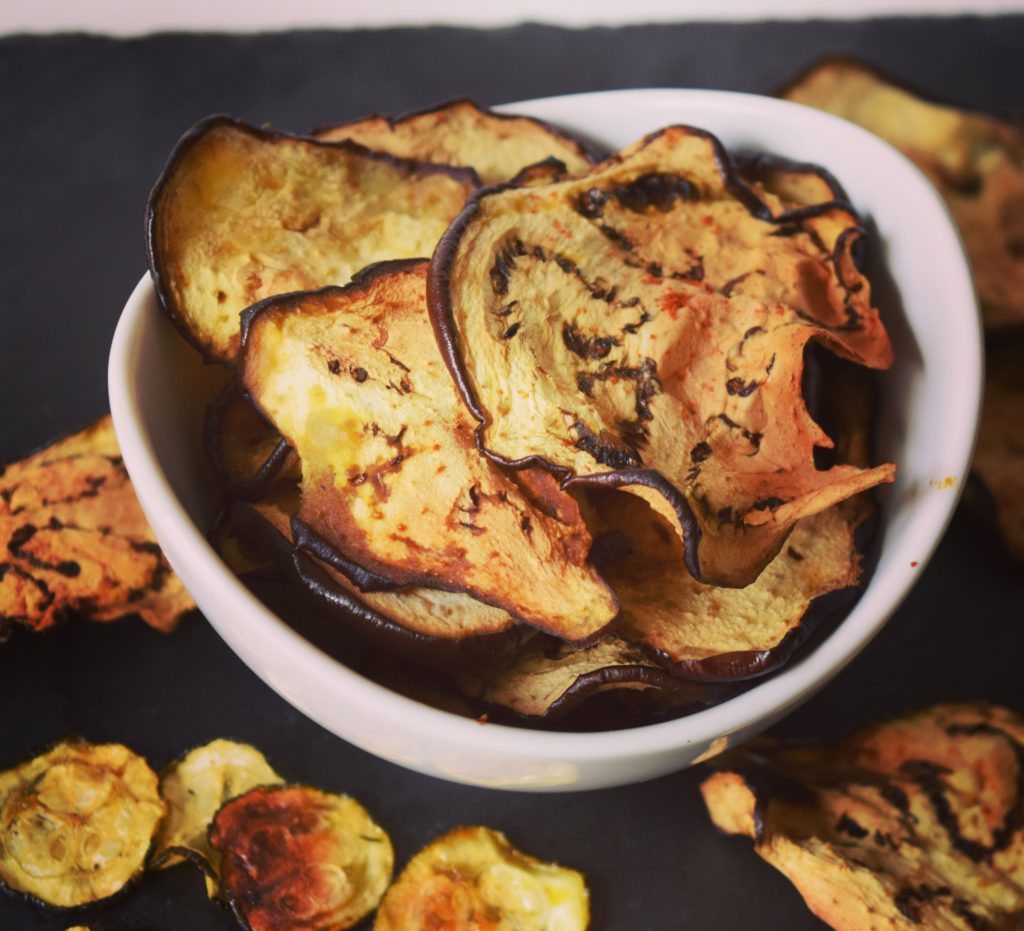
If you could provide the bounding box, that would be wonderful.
[146,98,894,729]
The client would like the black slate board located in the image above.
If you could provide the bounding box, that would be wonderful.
[1,18,1023,931]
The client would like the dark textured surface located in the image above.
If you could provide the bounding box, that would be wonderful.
[1,18,1022,930]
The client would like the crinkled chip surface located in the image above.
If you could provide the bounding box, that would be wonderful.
[152,739,283,875]
[593,489,868,680]
[374,825,589,931]
[147,116,476,363]
[700,703,1024,931]
[0,740,165,908]
[781,58,1024,329]
[315,98,599,186]
[0,415,194,638]
[242,259,618,642]
[431,124,893,586]
[232,483,521,663]
[210,784,393,931]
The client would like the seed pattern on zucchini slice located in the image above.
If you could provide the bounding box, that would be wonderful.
[780,57,1024,330]
[592,488,869,680]
[701,703,1024,931]
[241,260,619,644]
[430,124,893,588]
[232,483,522,663]
[146,116,476,363]
[0,740,165,908]
[374,825,589,931]
[0,415,194,638]
[210,784,393,931]
[315,99,600,186]
[151,739,284,879]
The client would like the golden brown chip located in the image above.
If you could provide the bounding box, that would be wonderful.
[314,99,598,185]
[152,739,284,879]
[242,260,619,644]
[0,415,194,638]
[0,740,165,908]
[737,152,848,215]
[455,633,720,720]
[781,58,1024,330]
[431,124,894,587]
[205,382,299,500]
[233,482,522,664]
[971,332,1024,561]
[700,703,1024,930]
[210,784,393,931]
[147,116,476,363]
[593,489,869,680]
[374,825,589,931]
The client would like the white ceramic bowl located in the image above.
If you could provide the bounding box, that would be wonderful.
[109,89,981,791]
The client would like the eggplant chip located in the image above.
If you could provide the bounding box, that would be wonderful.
[0,740,165,908]
[147,116,476,363]
[151,739,283,880]
[700,703,1024,930]
[315,99,599,186]
[205,382,299,501]
[431,124,894,587]
[0,415,194,639]
[374,825,589,931]
[456,634,720,721]
[242,260,619,643]
[210,784,393,931]
[593,489,869,680]
[781,58,1024,330]
[232,483,522,664]
[971,333,1024,562]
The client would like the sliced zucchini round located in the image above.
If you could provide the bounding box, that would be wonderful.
[0,740,164,908]
[210,784,393,931]
[375,825,589,930]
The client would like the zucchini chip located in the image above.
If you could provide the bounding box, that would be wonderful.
[781,58,1024,329]
[233,483,522,664]
[315,99,600,185]
[147,116,476,363]
[0,415,194,638]
[455,634,719,721]
[593,489,869,680]
[430,125,894,587]
[970,332,1024,561]
[737,152,849,216]
[151,739,283,877]
[0,740,165,908]
[204,382,299,501]
[374,825,589,931]
[241,260,619,644]
[701,703,1024,931]
[210,785,393,931]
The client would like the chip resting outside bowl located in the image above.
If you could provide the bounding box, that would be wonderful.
[430,123,894,587]
[0,415,194,639]
[314,98,602,185]
[0,740,165,908]
[700,703,1024,930]
[374,825,589,931]
[151,738,284,883]
[780,57,1024,330]
[210,784,393,931]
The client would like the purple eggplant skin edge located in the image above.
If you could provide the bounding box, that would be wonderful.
[229,495,524,668]
[427,122,873,587]
[144,114,478,367]
[310,96,611,178]
[202,379,294,503]
[237,259,621,648]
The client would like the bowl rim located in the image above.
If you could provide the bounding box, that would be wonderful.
[109,87,982,765]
